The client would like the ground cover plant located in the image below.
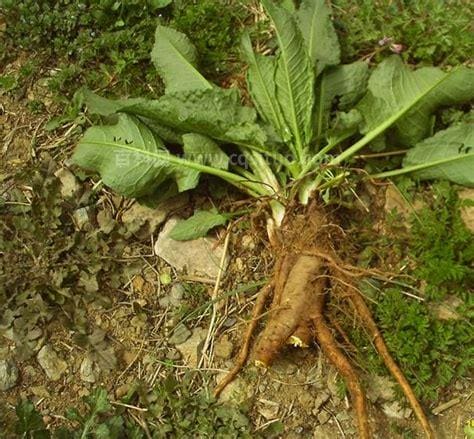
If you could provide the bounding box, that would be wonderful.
[71,1,474,437]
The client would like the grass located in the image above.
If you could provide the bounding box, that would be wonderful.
[332,0,474,65]
[349,181,474,403]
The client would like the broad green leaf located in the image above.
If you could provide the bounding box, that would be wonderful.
[314,61,369,141]
[123,88,267,146]
[358,56,474,146]
[151,25,211,93]
[169,210,228,241]
[241,33,289,141]
[262,0,314,152]
[402,123,474,186]
[73,114,173,198]
[72,114,262,198]
[327,109,363,144]
[148,0,172,9]
[81,88,145,116]
[176,134,229,191]
[296,0,341,76]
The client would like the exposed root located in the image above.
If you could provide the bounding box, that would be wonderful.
[312,284,371,439]
[253,255,322,366]
[350,289,436,439]
[214,202,435,438]
[214,282,273,398]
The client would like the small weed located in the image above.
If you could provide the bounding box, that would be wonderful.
[350,182,474,402]
[9,377,255,438]
[333,0,474,65]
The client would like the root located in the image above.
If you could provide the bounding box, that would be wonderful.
[350,290,436,439]
[214,282,273,398]
[253,255,322,366]
[312,284,371,439]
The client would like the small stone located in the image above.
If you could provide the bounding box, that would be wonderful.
[432,296,463,321]
[170,284,185,303]
[73,207,92,231]
[122,195,188,236]
[80,357,96,383]
[241,235,255,250]
[366,375,396,403]
[458,188,474,232]
[30,386,50,398]
[217,374,252,405]
[382,401,412,419]
[175,328,207,368]
[115,383,130,399]
[317,410,330,425]
[257,399,279,420]
[155,217,228,279]
[214,335,233,360]
[37,345,67,381]
[97,209,116,234]
[54,168,80,198]
[122,351,136,366]
[312,390,330,414]
[0,359,19,390]
[168,324,192,345]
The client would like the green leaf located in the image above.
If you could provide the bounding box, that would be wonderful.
[358,56,474,146]
[241,33,289,141]
[15,400,50,438]
[72,114,261,198]
[262,0,315,155]
[176,134,229,191]
[81,88,145,116]
[148,0,172,9]
[314,61,369,142]
[296,0,341,76]
[73,114,174,198]
[170,210,228,241]
[402,123,474,186]
[151,25,211,93]
[123,88,267,146]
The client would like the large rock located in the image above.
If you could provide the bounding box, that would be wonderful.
[155,217,228,279]
[37,345,67,381]
[0,359,19,390]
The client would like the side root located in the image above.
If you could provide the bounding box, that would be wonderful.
[214,282,273,398]
[313,285,371,439]
[350,291,436,439]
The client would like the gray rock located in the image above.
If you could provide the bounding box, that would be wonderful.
[80,357,96,383]
[159,283,185,308]
[0,359,19,390]
[54,168,81,198]
[155,217,228,279]
[217,373,252,405]
[459,188,474,232]
[382,401,412,419]
[175,328,207,368]
[312,390,330,414]
[168,324,192,346]
[122,195,188,235]
[37,345,67,381]
[366,375,396,403]
[214,334,233,360]
[317,410,330,425]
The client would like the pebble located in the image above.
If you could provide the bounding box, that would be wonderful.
[0,359,19,391]
[80,357,97,383]
[168,324,192,345]
[317,410,330,425]
[214,335,233,360]
[37,345,67,381]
